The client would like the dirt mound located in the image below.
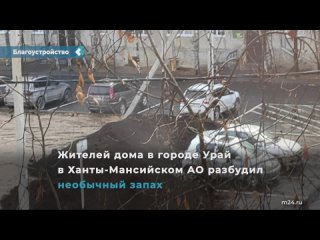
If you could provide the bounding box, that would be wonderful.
[1,114,223,209]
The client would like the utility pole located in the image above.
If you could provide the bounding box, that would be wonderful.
[12,30,29,210]
[193,30,200,75]
[160,30,166,75]
[65,30,72,69]
[318,30,320,70]
[313,30,320,70]
[207,30,216,121]
[207,31,212,77]
[259,30,267,73]
[292,30,299,72]
[207,31,215,88]
[123,30,179,118]
[5,30,11,67]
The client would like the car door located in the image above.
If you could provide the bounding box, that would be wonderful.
[223,89,237,110]
[115,83,133,104]
[48,77,61,101]
[220,88,236,110]
[34,77,53,102]
[185,89,208,113]
[126,83,139,104]
[214,88,227,112]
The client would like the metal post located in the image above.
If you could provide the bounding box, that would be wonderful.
[207,31,215,120]
[293,31,299,72]
[79,155,85,209]
[207,31,215,87]
[12,30,29,210]
[123,30,179,118]
[76,139,87,210]
[65,30,72,68]
[207,31,211,77]
[211,32,215,77]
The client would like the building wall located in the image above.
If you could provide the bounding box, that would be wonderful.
[78,30,245,69]
[270,30,319,71]
[4,30,319,72]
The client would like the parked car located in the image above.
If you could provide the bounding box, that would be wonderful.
[86,81,148,114]
[208,123,303,168]
[183,133,281,186]
[4,75,72,110]
[0,76,11,83]
[0,76,12,104]
[180,83,240,121]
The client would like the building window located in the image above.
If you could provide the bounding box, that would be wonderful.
[32,30,45,34]
[232,30,243,39]
[167,30,194,37]
[134,30,147,36]
[180,30,193,37]
[124,30,148,37]
[209,30,225,37]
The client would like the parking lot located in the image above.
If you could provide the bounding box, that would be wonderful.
[1,79,320,209]
[229,102,320,209]
[236,103,320,145]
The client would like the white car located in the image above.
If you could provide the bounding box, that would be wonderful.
[4,75,72,110]
[208,123,303,168]
[0,76,11,104]
[183,133,281,186]
[180,83,240,121]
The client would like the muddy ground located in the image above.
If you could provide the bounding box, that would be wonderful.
[1,114,226,209]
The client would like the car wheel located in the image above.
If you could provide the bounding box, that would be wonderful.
[213,107,220,121]
[62,89,72,103]
[233,98,240,114]
[36,96,45,110]
[119,101,127,115]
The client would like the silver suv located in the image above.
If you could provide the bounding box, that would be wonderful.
[4,75,72,110]
[86,81,148,114]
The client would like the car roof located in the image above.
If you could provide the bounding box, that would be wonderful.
[188,133,242,149]
[22,75,51,82]
[186,83,224,92]
[91,82,113,87]
[208,124,263,138]
[226,123,260,133]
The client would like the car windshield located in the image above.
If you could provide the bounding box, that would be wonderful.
[185,90,206,100]
[252,130,273,143]
[23,82,36,90]
[89,86,110,95]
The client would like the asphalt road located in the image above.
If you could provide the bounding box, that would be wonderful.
[14,79,318,115]
[1,79,320,209]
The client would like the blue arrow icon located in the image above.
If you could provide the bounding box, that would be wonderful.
[75,47,84,57]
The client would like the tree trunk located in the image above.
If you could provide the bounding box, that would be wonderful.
[293,32,299,72]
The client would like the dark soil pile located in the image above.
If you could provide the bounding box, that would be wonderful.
[1,114,224,209]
